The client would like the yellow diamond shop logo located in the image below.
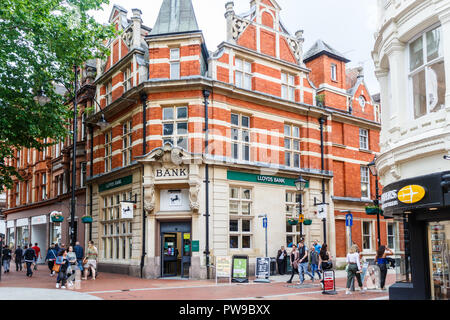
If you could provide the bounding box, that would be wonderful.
[398,185,426,204]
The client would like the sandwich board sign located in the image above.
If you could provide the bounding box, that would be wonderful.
[215,256,231,284]
[255,257,270,283]
[231,255,249,283]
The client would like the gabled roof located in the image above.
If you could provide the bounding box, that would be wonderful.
[149,0,199,36]
[303,39,350,63]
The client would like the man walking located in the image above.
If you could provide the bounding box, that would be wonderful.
[298,240,314,285]
[276,246,287,275]
[2,244,12,274]
[45,244,58,276]
[73,241,84,271]
[23,244,36,277]
[14,245,23,272]
[31,243,41,271]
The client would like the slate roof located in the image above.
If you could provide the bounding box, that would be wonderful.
[149,0,199,36]
[303,39,350,63]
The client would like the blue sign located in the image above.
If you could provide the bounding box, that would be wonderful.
[345,213,353,227]
[263,217,267,229]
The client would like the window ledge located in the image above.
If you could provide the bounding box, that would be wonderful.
[359,148,373,154]
[333,143,347,149]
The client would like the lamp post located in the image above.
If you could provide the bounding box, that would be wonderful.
[295,175,309,241]
[368,156,381,248]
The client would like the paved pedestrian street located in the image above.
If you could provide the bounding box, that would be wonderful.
[0,266,393,301]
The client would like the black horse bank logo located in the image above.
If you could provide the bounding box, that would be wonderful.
[156,168,188,178]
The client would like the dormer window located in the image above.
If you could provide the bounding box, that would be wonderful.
[170,48,180,79]
[123,66,132,92]
[331,64,337,82]
[105,81,112,105]
[359,96,366,111]
[282,72,295,101]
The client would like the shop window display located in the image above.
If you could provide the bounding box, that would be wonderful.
[428,221,450,300]
[393,215,411,284]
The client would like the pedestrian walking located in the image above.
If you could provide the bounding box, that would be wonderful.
[73,241,84,271]
[31,243,41,271]
[309,245,321,280]
[345,244,366,295]
[66,246,78,288]
[297,240,314,284]
[286,244,300,283]
[83,241,98,280]
[376,245,393,290]
[23,244,36,277]
[276,246,287,275]
[55,249,69,289]
[45,244,58,276]
[57,244,66,255]
[14,246,23,272]
[2,244,12,274]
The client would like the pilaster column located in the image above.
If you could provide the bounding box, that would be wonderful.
[375,68,390,150]
[439,10,450,109]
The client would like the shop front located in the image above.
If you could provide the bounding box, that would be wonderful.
[381,171,450,300]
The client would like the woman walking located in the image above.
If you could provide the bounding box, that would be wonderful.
[45,244,58,276]
[286,245,300,284]
[376,245,393,290]
[83,241,98,280]
[310,245,321,280]
[55,249,69,289]
[318,244,332,288]
[66,246,78,287]
[345,244,365,294]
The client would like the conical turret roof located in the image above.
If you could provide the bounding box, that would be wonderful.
[149,0,199,36]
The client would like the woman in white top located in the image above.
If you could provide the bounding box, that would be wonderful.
[346,244,365,294]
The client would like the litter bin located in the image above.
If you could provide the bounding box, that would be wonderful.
[270,257,276,276]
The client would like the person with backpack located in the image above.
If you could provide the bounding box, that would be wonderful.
[14,245,23,272]
[310,245,321,280]
[297,240,314,284]
[31,243,41,271]
[45,244,58,276]
[2,244,12,274]
[55,249,69,289]
[23,244,36,277]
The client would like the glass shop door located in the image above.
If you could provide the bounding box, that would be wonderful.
[428,221,450,300]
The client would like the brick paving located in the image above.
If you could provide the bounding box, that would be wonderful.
[0,265,394,300]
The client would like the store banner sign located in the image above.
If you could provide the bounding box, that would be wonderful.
[227,171,309,188]
[99,175,132,193]
[381,171,447,216]
[16,218,28,227]
[120,202,134,219]
[31,215,47,225]
[7,221,14,228]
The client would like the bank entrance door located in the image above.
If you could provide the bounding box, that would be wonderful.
[160,222,191,278]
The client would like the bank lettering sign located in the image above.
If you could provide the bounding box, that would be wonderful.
[155,167,188,179]
[99,175,132,193]
[227,171,308,188]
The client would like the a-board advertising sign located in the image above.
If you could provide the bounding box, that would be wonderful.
[215,256,231,284]
[231,255,249,283]
[323,270,335,291]
[255,257,270,280]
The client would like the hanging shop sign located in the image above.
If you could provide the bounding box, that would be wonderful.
[381,171,448,217]
[31,215,47,225]
[231,255,249,283]
[227,171,309,188]
[120,202,134,219]
[99,175,132,192]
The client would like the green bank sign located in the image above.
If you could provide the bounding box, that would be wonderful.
[99,175,133,192]
[227,171,308,188]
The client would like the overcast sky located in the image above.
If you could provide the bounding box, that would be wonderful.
[91,0,380,94]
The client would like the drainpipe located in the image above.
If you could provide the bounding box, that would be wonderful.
[203,89,211,280]
[140,93,148,278]
[89,125,94,241]
[319,116,327,244]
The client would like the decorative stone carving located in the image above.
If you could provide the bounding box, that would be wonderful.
[189,182,201,213]
[232,17,250,41]
[122,28,133,48]
[144,184,155,214]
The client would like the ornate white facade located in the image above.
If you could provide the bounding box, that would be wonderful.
[372,0,450,185]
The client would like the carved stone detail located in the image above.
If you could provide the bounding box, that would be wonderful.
[144,184,155,214]
[122,28,133,48]
[232,17,250,41]
[189,181,201,213]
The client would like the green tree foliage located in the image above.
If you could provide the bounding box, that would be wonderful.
[0,0,116,190]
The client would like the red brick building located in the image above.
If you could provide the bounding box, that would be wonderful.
[4,0,387,277]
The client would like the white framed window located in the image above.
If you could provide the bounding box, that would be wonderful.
[359,128,369,150]
[104,130,113,173]
[231,113,250,161]
[387,222,397,250]
[15,183,19,206]
[235,58,252,90]
[285,191,301,246]
[42,173,47,200]
[170,48,180,80]
[105,81,112,106]
[409,25,445,119]
[81,113,87,141]
[229,187,253,250]
[101,191,133,260]
[122,120,133,166]
[123,65,132,92]
[331,63,337,81]
[281,72,296,101]
[284,124,301,168]
[25,180,29,204]
[361,166,370,199]
[362,221,373,251]
[81,162,87,188]
[162,106,188,150]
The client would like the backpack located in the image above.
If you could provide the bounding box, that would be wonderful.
[55,256,64,265]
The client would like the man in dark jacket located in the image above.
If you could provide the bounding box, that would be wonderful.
[45,244,58,276]
[73,241,84,271]
[23,244,36,277]
[14,246,23,271]
[276,246,287,275]
[2,245,12,273]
